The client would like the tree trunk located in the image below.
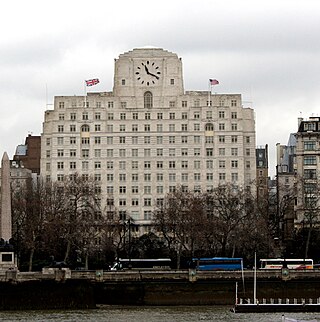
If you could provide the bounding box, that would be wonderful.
[304,223,312,259]
[28,247,34,272]
[64,240,71,263]
[85,252,89,270]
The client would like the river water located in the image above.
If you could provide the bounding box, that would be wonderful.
[0,306,319,322]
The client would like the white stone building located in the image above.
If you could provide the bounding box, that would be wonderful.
[41,48,256,233]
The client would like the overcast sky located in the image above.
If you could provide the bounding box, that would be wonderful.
[1,0,320,177]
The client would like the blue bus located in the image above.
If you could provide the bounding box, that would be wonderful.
[191,257,243,271]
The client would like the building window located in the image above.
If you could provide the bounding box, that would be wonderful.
[194,160,201,169]
[219,160,225,168]
[58,125,64,132]
[82,112,88,120]
[145,112,151,120]
[82,149,89,158]
[131,186,138,193]
[169,148,175,156]
[57,162,64,170]
[204,124,213,132]
[304,122,316,131]
[108,113,114,120]
[231,99,237,106]
[119,149,126,157]
[304,141,316,150]
[206,160,213,169]
[121,102,127,108]
[144,91,153,109]
[144,124,150,132]
[194,173,201,181]
[231,112,237,119]
[107,161,113,169]
[133,112,138,120]
[232,173,238,182]
[181,148,188,156]
[304,156,317,165]
[122,79,126,85]
[157,149,163,156]
[231,123,238,131]
[81,137,90,145]
[219,136,225,143]
[194,148,200,156]
[169,161,176,168]
[57,149,64,157]
[169,112,175,119]
[157,113,163,120]
[157,161,163,169]
[231,135,238,143]
[70,113,76,120]
[144,149,151,157]
[182,101,187,107]
[144,161,151,169]
[81,124,90,132]
[304,169,317,179]
[206,148,213,157]
[170,79,174,85]
[119,186,127,194]
[219,111,225,118]
[219,123,225,130]
[231,148,238,156]
[231,160,238,168]
[181,136,188,143]
[181,124,188,131]
[95,137,101,144]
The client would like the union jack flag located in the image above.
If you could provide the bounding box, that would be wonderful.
[85,78,100,86]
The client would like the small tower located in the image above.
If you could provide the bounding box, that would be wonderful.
[0,152,16,270]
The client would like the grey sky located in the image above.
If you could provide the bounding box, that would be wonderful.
[1,0,320,177]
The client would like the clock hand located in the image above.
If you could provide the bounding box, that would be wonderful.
[144,65,150,74]
[149,72,159,79]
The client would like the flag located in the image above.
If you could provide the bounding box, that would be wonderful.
[85,78,100,86]
[209,79,219,85]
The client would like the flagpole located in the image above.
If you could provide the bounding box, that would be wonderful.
[208,81,212,107]
[84,81,87,108]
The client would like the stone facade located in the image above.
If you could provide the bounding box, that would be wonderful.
[40,48,256,232]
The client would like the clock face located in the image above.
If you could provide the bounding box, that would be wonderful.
[135,60,161,86]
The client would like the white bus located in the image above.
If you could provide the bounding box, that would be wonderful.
[260,258,313,270]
